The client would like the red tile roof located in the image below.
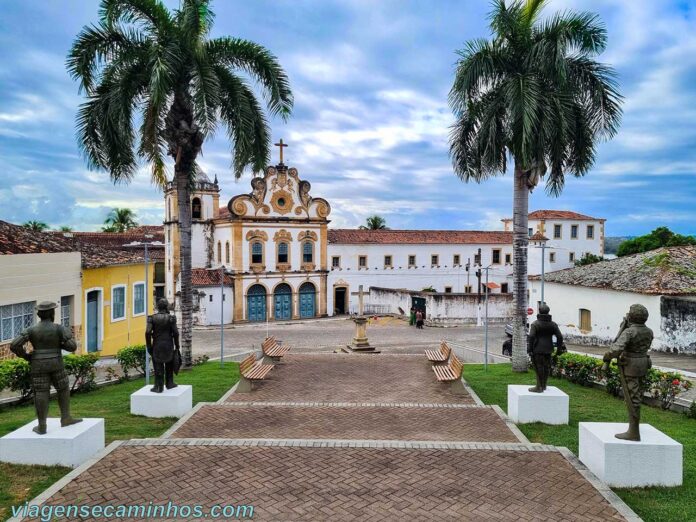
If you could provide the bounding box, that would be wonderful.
[218,206,231,219]
[0,221,147,268]
[49,229,164,250]
[502,210,602,221]
[328,229,512,245]
[191,268,233,286]
[530,232,550,241]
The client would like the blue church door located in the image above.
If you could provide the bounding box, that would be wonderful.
[274,284,292,320]
[299,282,316,318]
[247,285,267,322]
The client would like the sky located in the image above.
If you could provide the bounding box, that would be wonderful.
[0,0,695,236]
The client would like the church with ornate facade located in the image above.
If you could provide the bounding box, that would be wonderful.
[164,147,605,326]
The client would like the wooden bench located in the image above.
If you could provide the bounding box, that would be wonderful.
[262,336,291,364]
[237,353,274,392]
[424,341,451,363]
[432,353,465,395]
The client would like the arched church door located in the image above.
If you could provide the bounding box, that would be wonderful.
[247,284,267,322]
[299,282,316,318]
[274,283,292,320]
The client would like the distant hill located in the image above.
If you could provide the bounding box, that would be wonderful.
[604,236,633,255]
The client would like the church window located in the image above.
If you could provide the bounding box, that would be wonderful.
[217,241,222,263]
[453,255,460,266]
[492,249,501,264]
[384,255,392,267]
[549,252,556,263]
[358,255,367,268]
[580,309,592,332]
[431,255,439,266]
[278,242,289,264]
[332,256,340,268]
[504,253,512,264]
[571,225,578,239]
[251,241,263,265]
[302,241,313,263]
[554,224,562,239]
[586,225,595,239]
[192,197,202,219]
[408,255,416,267]
[225,242,230,264]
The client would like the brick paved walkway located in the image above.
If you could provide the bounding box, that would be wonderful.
[225,354,475,404]
[169,404,519,442]
[30,441,625,522]
[21,352,635,521]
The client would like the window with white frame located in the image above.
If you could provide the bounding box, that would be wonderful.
[133,283,145,316]
[431,254,439,266]
[0,301,35,342]
[571,224,578,239]
[587,225,595,239]
[112,286,126,321]
[60,296,72,328]
[453,254,460,266]
[549,252,556,263]
[553,224,562,239]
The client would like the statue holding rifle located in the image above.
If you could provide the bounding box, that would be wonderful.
[602,304,653,441]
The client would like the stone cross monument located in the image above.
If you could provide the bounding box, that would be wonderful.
[345,285,379,353]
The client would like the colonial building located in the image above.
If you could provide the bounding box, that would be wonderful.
[528,246,696,354]
[503,210,606,274]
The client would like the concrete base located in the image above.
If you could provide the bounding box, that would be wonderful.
[342,345,381,354]
[0,418,105,468]
[130,384,192,418]
[579,422,683,487]
[507,385,569,425]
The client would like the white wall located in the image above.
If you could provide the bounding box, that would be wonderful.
[527,218,604,275]
[196,286,233,326]
[528,280,663,347]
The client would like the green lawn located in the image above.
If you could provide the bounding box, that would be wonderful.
[0,362,239,521]
[463,363,695,522]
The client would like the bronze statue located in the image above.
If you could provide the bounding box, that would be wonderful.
[10,302,82,435]
[145,298,181,393]
[603,304,653,441]
[527,304,565,393]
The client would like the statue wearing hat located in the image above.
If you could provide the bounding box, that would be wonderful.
[527,303,565,393]
[10,301,82,435]
[145,298,181,393]
[603,304,653,441]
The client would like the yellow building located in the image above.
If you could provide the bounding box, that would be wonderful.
[80,250,154,357]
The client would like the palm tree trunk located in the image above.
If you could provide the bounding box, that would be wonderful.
[512,162,529,372]
[175,166,193,369]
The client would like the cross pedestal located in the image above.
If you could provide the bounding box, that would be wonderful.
[342,285,380,353]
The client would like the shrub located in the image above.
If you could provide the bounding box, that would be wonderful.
[686,401,696,420]
[116,344,148,378]
[0,358,32,402]
[650,372,692,410]
[553,352,602,387]
[63,353,99,393]
[192,354,209,366]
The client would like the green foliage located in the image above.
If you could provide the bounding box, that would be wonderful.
[193,354,210,366]
[449,0,622,195]
[63,353,99,394]
[574,253,604,266]
[22,220,49,232]
[617,226,696,257]
[686,401,696,420]
[102,208,138,233]
[359,215,388,230]
[421,286,437,293]
[57,225,73,232]
[116,344,148,379]
[0,358,32,403]
[552,352,692,409]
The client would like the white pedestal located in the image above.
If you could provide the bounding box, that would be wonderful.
[130,385,192,418]
[0,418,105,468]
[507,385,569,424]
[579,422,683,487]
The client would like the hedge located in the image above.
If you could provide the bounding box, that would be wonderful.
[0,353,99,403]
[115,344,148,379]
[552,351,692,410]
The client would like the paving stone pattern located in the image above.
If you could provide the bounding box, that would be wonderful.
[31,444,624,522]
[226,354,475,404]
[169,404,519,442]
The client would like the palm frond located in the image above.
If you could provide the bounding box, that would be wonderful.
[100,0,173,35]
[207,37,293,119]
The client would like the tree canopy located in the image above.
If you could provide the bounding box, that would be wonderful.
[617,227,696,257]
[360,215,388,230]
[23,221,49,232]
[103,207,138,233]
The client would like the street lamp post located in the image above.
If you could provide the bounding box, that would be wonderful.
[530,233,550,308]
[125,237,163,386]
[482,264,493,372]
[206,266,232,367]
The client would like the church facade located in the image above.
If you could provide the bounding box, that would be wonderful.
[164,159,605,326]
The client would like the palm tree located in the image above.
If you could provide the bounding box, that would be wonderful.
[23,221,49,232]
[68,0,292,368]
[58,226,74,232]
[360,215,388,230]
[103,208,138,233]
[449,0,622,371]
